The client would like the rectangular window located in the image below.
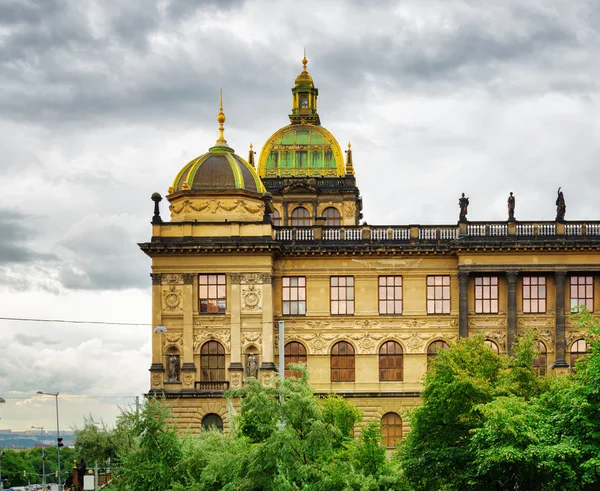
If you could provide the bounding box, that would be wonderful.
[570,276,593,312]
[427,275,450,314]
[475,276,499,314]
[522,276,546,314]
[282,277,306,315]
[199,274,226,313]
[379,276,403,314]
[330,276,354,315]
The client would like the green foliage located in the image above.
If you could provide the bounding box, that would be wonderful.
[320,393,362,449]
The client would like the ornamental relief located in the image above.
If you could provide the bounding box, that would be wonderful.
[162,285,183,312]
[517,316,554,330]
[242,331,262,348]
[151,373,163,389]
[162,274,183,285]
[343,201,355,217]
[231,273,273,285]
[468,317,507,330]
[566,330,588,348]
[193,318,231,329]
[163,332,183,351]
[170,199,263,216]
[182,372,195,388]
[241,285,262,312]
[193,330,231,352]
[396,331,457,354]
[230,372,243,388]
[484,330,506,352]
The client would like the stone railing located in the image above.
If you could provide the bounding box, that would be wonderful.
[273,221,600,243]
[195,381,229,392]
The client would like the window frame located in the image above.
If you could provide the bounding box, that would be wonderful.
[282,276,306,316]
[427,340,450,366]
[381,412,402,449]
[484,339,499,353]
[322,207,341,226]
[284,341,307,378]
[532,340,547,376]
[474,276,499,314]
[522,276,546,314]
[200,341,226,382]
[570,275,594,313]
[378,276,403,315]
[198,274,227,314]
[379,340,404,381]
[330,341,355,382]
[570,338,589,367]
[427,275,451,314]
[272,208,281,227]
[201,413,223,432]
[330,276,355,316]
[290,206,311,226]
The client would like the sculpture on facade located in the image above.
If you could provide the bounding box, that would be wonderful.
[247,353,258,378]
[556,187,566,223]
[458,193,469,222]
[167,353,180,382]
[507,192,516,222]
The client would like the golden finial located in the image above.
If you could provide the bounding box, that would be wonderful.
[216,88,228,146]
[345,142,355,175]
[302,48,308,71]
[248,143,255,168]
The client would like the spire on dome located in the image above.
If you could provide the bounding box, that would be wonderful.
[248,143,255,168]
[290,51,320,125]
[215,88,229,147]
[345,142,355,175]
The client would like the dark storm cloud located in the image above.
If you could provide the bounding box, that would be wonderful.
[0,213,56,263]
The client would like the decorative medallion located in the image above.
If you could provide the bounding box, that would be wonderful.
[242,285,262,312]
[242,332,262,348]
[163,332,183,351]
[183,372,194,388]
[151,373,162,389]
[230,372,242,388]
[162,285,182,312]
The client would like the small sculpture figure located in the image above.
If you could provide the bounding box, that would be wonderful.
[507,192,516,222]
[247,354,258,378]
[556,187,566,223]
[167,353,180,382]
[458,193,469,222]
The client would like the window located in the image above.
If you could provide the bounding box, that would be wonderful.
[427,340,449,366]
[331,276,354,315]
[533,341,547,376]
[282,277,306,315]
[379,341,403,381]
[284,341,307,378]
[200,341,226,381]
[323,207,341,226]
[484,340,499,353]
[475,276,499,314]
[291,207,311,226]
[300,93,309,109]
[379,276,403,314]
[381,413,402,448]
[202,413,223,432]
[523,276,546,313]
[571,276,593,312]
[273,209,281,227]
[199,274,226,313]
[331,341,355,382]
[427,276,450,314]
[570,339,589,367]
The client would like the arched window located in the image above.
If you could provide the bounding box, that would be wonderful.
[379,341,403,381]
[533,341,547,376]
[323,207,341,226]
[381,412,402,448]
[284,341,307,378]
[202,413,223,432]
[201,341,225,381]
[331,341,355,382]
[570,339,589,367]
[291,207,311,226]
[484,340,499,353]
[427,340,450,366]
[273,209,281,227]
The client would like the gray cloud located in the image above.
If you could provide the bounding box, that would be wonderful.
[0,213,56,263]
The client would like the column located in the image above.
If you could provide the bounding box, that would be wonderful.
[458,271,469,338]
[180,273,196,391]
[229,274,243,371]
[553,271,569,368]
[149,273,164,393]
[261,274,276,371]
[506,271,518,356]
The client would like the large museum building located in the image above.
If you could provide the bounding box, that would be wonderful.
[139,56,599,447]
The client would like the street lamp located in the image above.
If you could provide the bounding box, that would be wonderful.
[31,426,46,487]
[154,324,167,333]
[37,392,61,488]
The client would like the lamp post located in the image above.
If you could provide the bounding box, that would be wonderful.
[31,426,46,487]
[37,392,61,489]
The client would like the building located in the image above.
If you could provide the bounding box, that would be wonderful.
[139,56,599,447]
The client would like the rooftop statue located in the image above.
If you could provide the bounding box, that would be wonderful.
[556,187,566,223]
[459,193,469,223]
[508,192,515,222]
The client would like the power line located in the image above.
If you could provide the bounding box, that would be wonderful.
[0,317,150,326]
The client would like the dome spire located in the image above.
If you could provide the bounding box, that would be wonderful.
[290,51,320,125]
[215,88,228,147]
[345,142,355,175]
[302,48,308,71]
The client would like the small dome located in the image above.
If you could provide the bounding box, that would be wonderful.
[169,145,265,195]
[294,53,314,87]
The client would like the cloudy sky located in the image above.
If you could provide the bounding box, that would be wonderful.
[1,0,600,430]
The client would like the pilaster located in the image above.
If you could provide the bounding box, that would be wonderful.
[230,274,242,369]
[151,273,163,365]
[261,274,276,371]
[553,271,569,369]
[458,272,469,338]
[506,271,518,356]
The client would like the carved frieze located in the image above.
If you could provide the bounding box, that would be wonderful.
[397,331,457,354]
[241,285,262,312]
[163,332,183,351]
[343,201,355,217]
[305,320,332,330]
[193,330,231,352]
[231,273,273,285]
[170,199,263,216]
[483,330,506,351]
[517,316,554,330]
[151,273,162,285]
[242,331,262,348]
[193,318,231,329]
[162,285,183,312]
[566,330,588,348]
[354,320,379,330]
[162,274,183,284]
[468,317,507,330]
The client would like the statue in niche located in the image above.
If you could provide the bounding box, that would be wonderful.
[246,354,258,379]
[507,192,516,222]
[458,193,469,223]
[556,187,566,223]
[167,353,180,382]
